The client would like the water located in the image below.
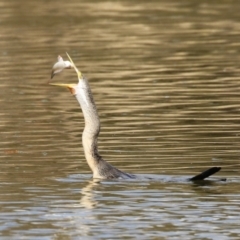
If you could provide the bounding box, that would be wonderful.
[0,0,240,239]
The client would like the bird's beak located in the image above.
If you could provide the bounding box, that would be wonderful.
[49,83,77,95]
[66,52,82,80]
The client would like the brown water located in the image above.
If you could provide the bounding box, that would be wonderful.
[0,0,240,239]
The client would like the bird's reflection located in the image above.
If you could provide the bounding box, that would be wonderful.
[190,178,227,195]
[79,179,101,209]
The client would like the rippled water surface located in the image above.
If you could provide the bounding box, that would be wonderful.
[0,0,240,239]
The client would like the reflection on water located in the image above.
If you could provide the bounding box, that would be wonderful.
[0,0,240,239]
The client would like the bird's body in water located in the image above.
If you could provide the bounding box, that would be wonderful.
[50,53,222,181]
[55,76,135,179]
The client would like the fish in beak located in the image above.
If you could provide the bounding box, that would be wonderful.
[50,55,72,79]
[49,53,82,94]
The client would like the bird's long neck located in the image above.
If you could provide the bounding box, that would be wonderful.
[74,78,102,174]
